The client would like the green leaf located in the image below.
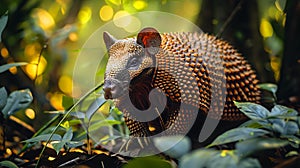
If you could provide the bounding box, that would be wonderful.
[124,156,172,168]
[236,138,289,157]
[70,111,85,119]
[0,11,8,42]
[0,87,7,110]
[62,128,73,142]
[179,149,220,168]
[2,89,33,119]
[270,105,298,117]
[62,95,74,109]
[153,136,191,158]
[66,141,84,148]
[88,119,122,132]
[282,135,300,148]
[275,0,287,12]
[283,121,299,135]
[208,128,269,147]
[0,160,19,168]
[52,141,65,154]
[234,102,270,120]
[240,120,272,130]
[86,97,107,121]
[23,134,62,143]
[258,83,278,95]
[179,149,261,168]
[237,158,261,168]
[0,62,28,73]
[271,119,285,134]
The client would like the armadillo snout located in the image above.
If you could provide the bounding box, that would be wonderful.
[103,78,128,99]
[103,79,115,99]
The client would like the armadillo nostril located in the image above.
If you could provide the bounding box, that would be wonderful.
[103,87,112,99]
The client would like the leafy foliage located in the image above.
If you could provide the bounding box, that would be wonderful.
[179,149,261,168]
[0,62,28,73]
[123,156,172,168]
[0,11,8,42]
[153,136,191,158]
[0,87,33,119]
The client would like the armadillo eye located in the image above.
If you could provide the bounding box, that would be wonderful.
[127,57,139,69]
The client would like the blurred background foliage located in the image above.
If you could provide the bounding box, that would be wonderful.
[0,0,298,132]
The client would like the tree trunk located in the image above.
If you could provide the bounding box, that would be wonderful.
[277,0,300,100]
[196,0,275,83]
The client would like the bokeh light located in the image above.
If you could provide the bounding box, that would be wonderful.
[49,92,64,110]
[25,108,36,120]
[133,0,147,10]
[260,19,273,38]
[24,56,47,80]
[58,75,73,95]
[123,16,141,33]
[78,7,92,24]
[33,8,55,31]
[113,10,131,27]
[68,32,78,42]
[9,66,17,75]
[1,47,9,58]
[99,5,114,21]
[107,0,122,6]
[25,43,41,59]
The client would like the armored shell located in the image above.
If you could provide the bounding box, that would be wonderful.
[103,28,260,137]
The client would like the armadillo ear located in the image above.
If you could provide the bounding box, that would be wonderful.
[137,27,161,55]
[103,31,117,50]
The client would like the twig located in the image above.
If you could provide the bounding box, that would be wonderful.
[34,41,48,82]
[216,0,244,38]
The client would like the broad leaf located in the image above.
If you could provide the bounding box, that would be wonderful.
[0,62,28,73]
[179,149,261,168]
[236,138,289,157]
[62,128,73,142]
[0,160,19,168]
[66,141,84,148]
[86,97,107,121]
[52,141,65,154]
[282,135,300,148]
[0,11,8,42]
[234,102,270,120]
[270,105,298,116]
[179,149,220,168]
[153,136,191,158]
[240,120,272,130]
[208,128,269,147]
[271,119,285,134]
[258,83,277,95]
[0,87,7,110]
[237,158,261,168]
[283,121,299,135]
[124,156,172,168]
[2,89,33,119]
[23,134,62,143]
[70,111,85,119]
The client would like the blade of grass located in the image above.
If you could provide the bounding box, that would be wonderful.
[35,82,103,168]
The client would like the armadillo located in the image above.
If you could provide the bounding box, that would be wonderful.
[102,27,260,143]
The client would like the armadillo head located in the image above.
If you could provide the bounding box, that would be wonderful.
[103,27,161,99]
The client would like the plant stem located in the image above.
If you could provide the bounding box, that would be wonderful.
[35,82,103,167]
